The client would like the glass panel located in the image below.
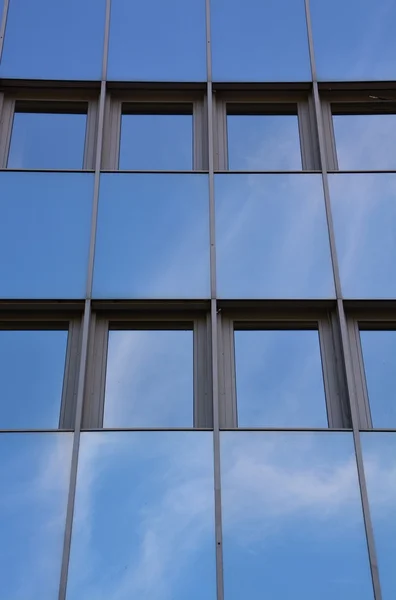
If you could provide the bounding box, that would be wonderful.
[0,330,67,429]
[333,114,396,171]
[221,432,373,600]
[235,330,327,427]
[66,432,216,600]
[0,172,93,298]
[108,0,206,81]
[362,432,396,598]
[215,174,334,298]
[311,0,396,80]
[0,0,105,80]
[119,113,193,170]
[104,330,193,427]
[360,331,396,428]
[329,174,396,298]
[8,112,87,170]
[211,0,310,81]
[227,114,302,170]
[93,174,210,299]
[0,433,72,598]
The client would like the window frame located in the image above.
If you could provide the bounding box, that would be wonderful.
[213,90,320,171]
[0,89,99,170]
[102,90,208,171]
[82,309,212,429]
[0,310,83,430]
[217,306,350,429]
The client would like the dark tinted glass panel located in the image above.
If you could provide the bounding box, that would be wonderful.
[362,433,396,598]
[215,174,334,298]
[104,330,193,427]
[235,330,327,427]
[67,432,216,600]
[119,114,193,170]
[211,0,310,81]
[227,115,302,170]
[311,0,396,80]
[0,330,67,429]
[0,172,93,298]
[0,433,72,598]
[221,432,373,600]
[8,112,87,170]
[333,114,396,170]
[108,0,206,81]
[0,0,105,80]
[360,331,396,427]
[329,174,396,298]
[93,174,210,299]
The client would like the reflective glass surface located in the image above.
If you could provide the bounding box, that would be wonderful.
[119,114,193,170]
[227,115,302,170]
[235,330,327,427]
[93,174,210,298]
[333,114,396,171]
[215,174,334,298]
[211,0,310,81]
[104,330,193,427]
[0,433,72,598]
[0,172,93,298]
[0,0,105,80]
[360,331,396,428]
[108,0,206,81]
[221,432,373,600]
[362,433,396,598]
[0,330,67,429]
[311,0,396,80]
[67,432,216,600]
[329,174,396,298]
[8,112,87,170]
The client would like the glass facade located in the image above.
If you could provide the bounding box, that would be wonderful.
[0,1,393,599]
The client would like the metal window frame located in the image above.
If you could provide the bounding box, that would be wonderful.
[319,86,396,171]
[101,90,208,170]
[213,90,320,171]
[0,311,83,430]
[217,307,350,429]
[0,90,99,169]
[82,310,213,429]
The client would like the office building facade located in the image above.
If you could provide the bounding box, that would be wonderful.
[0,0,395,598]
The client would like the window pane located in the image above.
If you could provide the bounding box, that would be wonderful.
[119,114,192,170]
[104,330,193,428]
[215,174,334,298]
[227,115,302,170]
[0,172,93,298]
[329,174,396,298]
[0,330,67,429]
[360,331,396,428]
[108,0,206,81]
[221,432,373,600]
[0,0,105,80]
[362,432,396,598]
[93,174,210,299]
[333,114,396,171]
[67,432,216,600]
[211,0,310,81]
[0,433,72,598]
[235,330,327,427]
[311,0,396,80]
[8,112,87,170]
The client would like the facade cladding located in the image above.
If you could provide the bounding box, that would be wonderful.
[0,0,396,599]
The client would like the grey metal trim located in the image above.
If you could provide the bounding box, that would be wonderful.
[194,314,213,427]
[217,314,237,428]
[193,98,208,170]
[59,318,83,430]
[0,96,14,167]
[82,315,108,428]
[102,95,121,169]
[346,318,373,429]
[213,97,228,171]
[0,0,9,62]
[298,96,321,170]
[84,100,99,170]
[320,101,339,171]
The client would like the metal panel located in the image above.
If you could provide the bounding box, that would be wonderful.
[194,314,213,427]
[59,318,82,430]
[81,315,108,428]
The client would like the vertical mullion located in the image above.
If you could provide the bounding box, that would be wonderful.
[304,1,382,598]
[0,0,10,62]
[206,1,225,600]
[57,1,112,598]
